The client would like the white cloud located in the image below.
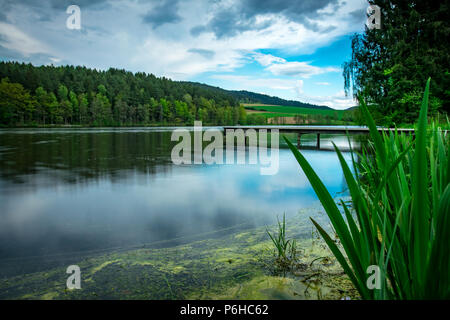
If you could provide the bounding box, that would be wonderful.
[253,52,286,67]
[296,80,304,95]
[251,52,339,79]
[212,74,301,92]
[0,22,50,57]
[71,0,364,79]
[1,0,367,77]
[298,90,357,110]
[0,0,368,105]
[266,61,340,78]
[49,57,61,63]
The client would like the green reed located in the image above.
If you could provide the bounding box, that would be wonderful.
[267,214,298,273]
[284,79,449,299]
[267,214,290,261]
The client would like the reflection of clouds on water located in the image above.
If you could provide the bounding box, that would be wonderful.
[0,132,355,267]
[0,195,48,235]
[299,135,361,151]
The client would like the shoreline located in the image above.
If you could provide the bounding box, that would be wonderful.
[0,123,360,129]
[0,204,358,300]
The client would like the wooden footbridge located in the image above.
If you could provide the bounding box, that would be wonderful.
[222,126,417,148]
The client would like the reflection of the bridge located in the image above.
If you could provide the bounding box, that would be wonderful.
[296,145,355,152]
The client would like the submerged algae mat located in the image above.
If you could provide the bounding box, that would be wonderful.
[0,205,358,300]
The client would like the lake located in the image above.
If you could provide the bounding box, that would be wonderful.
[0,127,358,278]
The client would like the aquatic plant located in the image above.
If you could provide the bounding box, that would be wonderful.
[266,214,298,273]
[266,214,289,260]
[284,79,449,299]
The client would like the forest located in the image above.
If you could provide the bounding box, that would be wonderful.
[0,62,254,127]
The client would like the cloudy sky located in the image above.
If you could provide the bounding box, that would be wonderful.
[0,0,369,109]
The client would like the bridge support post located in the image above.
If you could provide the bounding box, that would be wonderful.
[297,133,301,148]
[317,133,320,149]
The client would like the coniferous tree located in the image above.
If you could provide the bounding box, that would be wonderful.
[0,62,247,126]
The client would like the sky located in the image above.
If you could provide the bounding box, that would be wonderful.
[0,0,369,109]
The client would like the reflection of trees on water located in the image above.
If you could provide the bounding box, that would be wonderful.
[0,131,176,188]
[0,130,369,190]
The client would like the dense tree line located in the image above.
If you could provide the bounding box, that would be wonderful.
[343,0,449,125]
[0,62,248,127]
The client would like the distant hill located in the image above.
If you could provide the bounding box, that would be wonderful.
[182,82,331,110]
[227,90,332,110]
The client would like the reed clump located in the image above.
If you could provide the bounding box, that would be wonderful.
[266,214,299,274]
[284,79,449,299]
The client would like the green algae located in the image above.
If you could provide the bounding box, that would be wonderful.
[90,260,121,275]
[0,204,358,300]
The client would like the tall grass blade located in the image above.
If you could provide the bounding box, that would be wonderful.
[285,79,448,299]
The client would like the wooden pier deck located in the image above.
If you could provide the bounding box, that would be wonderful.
[222,125,417,149]
[222,125,416,135]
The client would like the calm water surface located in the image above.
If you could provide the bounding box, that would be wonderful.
[0,128,357,276]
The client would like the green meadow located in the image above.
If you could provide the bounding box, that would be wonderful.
[244,105,350,120]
